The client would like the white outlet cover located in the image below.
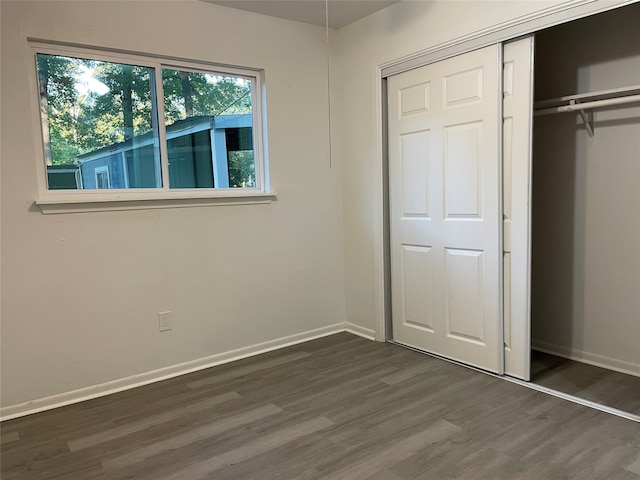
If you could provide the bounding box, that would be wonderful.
[159,311,172,332]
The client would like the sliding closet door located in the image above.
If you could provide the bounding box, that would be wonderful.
[388,45,503,373]
[503,36,534,380]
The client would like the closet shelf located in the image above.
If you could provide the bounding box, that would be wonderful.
[534,85,640,138]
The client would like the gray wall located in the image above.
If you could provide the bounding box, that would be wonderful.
[1,0,346,413]
[531,3,640,374]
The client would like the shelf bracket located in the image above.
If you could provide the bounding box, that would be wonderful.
[573,100,594,138]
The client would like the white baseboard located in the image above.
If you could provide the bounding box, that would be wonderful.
[1,323,346,421]
[345,322,377,341]
[532,339,640,378]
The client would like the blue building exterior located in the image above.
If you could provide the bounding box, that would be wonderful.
[68,114,252,190]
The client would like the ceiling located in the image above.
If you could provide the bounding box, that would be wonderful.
[202,0,400,29]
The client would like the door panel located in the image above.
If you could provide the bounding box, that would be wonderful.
[389,45,502,373]
[444,122,482,217]
[400,130,431,216]
[400,82,431,115]
[503,37,534,380]
[444,68,483,107]
[445,248,486,343]
[401,245,434,331]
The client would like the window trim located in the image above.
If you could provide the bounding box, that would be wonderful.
[29,40,273,212]
[94,166,111,189]
[35,190,278,214]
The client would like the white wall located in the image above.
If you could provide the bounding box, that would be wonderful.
[4,0,636,416]
[0,1,346,413]
[531,4,640,374]
[334,0,638,373]
[335,0,562,335]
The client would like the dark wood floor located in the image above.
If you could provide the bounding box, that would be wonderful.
[531,350,640,416]
[2,333,639,479]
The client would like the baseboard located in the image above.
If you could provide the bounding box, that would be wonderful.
[532,339,640,378]
[0,323,346,421]
[345,322,377,341]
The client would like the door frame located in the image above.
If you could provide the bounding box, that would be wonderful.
[374,0,636,343]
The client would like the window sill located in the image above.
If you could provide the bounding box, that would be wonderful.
[35,190,278,214]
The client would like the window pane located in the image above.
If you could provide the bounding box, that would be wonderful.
[161,68,255,189]
[36,54,162,190]
[95,168,110,189]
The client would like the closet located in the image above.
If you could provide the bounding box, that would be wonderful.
[529,3,640,414]
[387,1,640,416]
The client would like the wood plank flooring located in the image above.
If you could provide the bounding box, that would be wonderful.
[531,350,640,415]
[2,333,639,479]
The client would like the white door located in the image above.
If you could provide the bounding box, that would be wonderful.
[388,45,503,373]
[503,36,534,380]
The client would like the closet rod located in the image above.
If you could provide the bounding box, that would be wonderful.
[535,94,640,116]
[535,85,640,109]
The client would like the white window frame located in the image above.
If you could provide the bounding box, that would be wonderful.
[94,166,111,189]
[29,41,275,214]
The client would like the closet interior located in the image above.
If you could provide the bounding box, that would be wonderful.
[529,2,640,415]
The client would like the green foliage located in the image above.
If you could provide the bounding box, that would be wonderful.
[228,150,255,188]
[49,121,79,164]
[37,54,82,164]
[161,69,252,125]
[92,63,154,139]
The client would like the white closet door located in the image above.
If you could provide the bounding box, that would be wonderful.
[388,45,503,373]
[503,36,534,380]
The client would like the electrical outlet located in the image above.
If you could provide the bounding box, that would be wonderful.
[158,311,172,332]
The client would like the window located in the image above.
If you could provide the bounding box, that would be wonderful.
[32,42,270,208]
[94,166,111,189]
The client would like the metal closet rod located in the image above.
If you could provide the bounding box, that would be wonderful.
[534,94,640,116]
[534,85,640,117]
